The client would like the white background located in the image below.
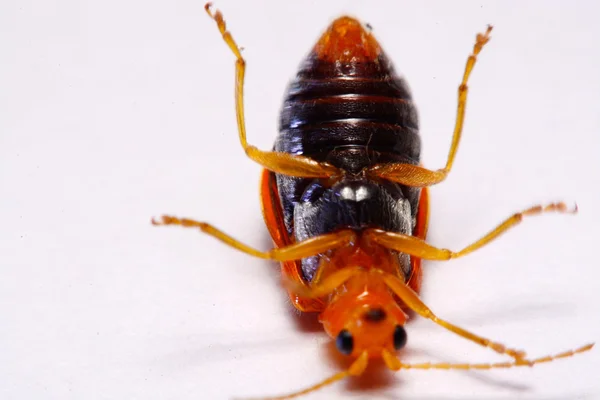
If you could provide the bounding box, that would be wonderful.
[1,1,599,399]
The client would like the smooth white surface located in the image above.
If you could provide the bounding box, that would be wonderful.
[1,1,599,399]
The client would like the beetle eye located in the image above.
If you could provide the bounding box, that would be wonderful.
[393,325,407,350]
[336,329,354,355]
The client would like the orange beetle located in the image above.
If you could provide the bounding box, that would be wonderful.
[153,4,593,399]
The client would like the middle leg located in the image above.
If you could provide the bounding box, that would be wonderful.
[365,202,577,261]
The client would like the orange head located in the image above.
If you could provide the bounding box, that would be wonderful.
[319,272,409,359]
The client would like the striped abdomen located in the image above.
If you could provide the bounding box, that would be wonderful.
[272,16,422,281]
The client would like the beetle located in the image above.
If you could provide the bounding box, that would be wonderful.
[153,3,593,399]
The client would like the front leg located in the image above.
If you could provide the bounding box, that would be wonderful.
[152,215,356,262]
[378,270,527,361]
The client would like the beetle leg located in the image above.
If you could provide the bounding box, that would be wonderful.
[366,202,577,260]
[152,215,356,262]
[284,279,326,313]
[283,266,364,299]
[366,26,492,187]
[284,256,336,312]
[204,3,342,179]
[377,270,529,361]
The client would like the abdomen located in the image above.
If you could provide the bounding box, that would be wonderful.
[268,16,423,282]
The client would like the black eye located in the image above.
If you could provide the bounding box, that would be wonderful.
[393,325,407,350]
[336,329,354,355]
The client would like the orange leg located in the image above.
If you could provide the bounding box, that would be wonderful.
[366,26,492,187]
[283,266,364,300]
[378,270,527,361]
[283,250,348,313]
[366,202,577,260]
[204,3,341,179]
[282,259,328,313]
[152,215,355,262]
